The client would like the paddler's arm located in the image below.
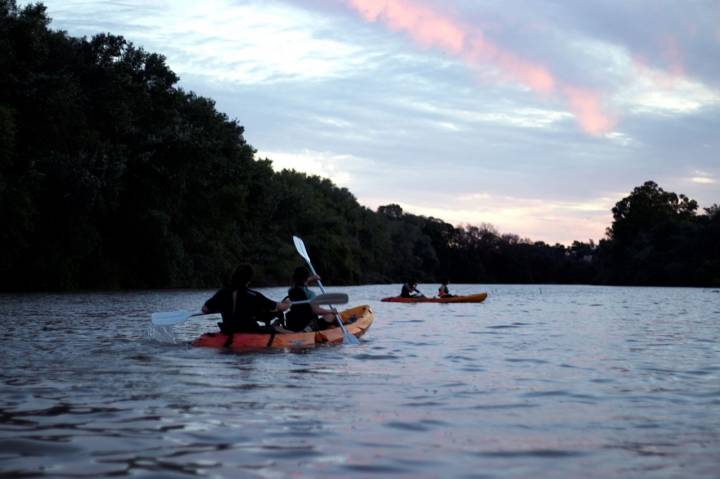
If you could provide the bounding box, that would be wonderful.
[275,298,291,313]
[201,302,224,314]
[311,304,333,315]
[201,290,224,314]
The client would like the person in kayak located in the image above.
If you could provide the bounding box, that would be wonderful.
[400,280,423,298]
[202,263,291,334]
[283,266,336,332]
[438,278,454,297]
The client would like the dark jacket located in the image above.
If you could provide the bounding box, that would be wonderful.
[204,287,278,333]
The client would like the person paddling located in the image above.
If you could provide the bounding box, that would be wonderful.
[438,278,454,298]
[400,280,423,298]
[283,266,336,332]
[202,263,290,335]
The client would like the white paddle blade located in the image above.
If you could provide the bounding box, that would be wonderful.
[293,235,310,263]
[151,310,191,326]
[310,292,349,306]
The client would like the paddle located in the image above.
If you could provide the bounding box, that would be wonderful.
[151,292,349,327]
[292,235,359,345]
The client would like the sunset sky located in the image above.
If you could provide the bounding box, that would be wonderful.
[25,0,720,244]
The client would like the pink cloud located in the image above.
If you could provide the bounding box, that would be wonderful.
[349,0,465,54]
[346,0,613,135]
[660,35,686,77]
[562,86,615,136]
[464,34,555,94]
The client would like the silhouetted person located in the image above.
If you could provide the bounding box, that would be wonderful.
[283,266,336,332]
[202,263,290,334]
[400,280,423,298]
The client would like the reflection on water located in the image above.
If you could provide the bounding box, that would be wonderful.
[0,285,719,478]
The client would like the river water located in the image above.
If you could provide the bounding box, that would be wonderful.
[1,284,718,478]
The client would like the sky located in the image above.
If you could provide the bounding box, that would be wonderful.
[23,0,720,244]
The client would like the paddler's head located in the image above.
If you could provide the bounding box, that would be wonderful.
[293,266,310,286]
[231,263,254,289]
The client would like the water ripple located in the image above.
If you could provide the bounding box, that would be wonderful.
[473,448,587,458]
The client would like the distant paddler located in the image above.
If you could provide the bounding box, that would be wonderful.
[438,277,455,298]
[400,279,425,298]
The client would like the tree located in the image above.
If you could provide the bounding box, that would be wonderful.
[608,180,697,243]
[377,203,404,220]
[598,181,716,286]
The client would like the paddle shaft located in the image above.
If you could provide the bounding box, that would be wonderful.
[294,236,358,344]
[308,267,353,338]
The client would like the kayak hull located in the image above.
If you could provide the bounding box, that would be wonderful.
[381,292,488,303]
[191,305,373,350]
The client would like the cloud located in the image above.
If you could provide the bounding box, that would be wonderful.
[501,2,720,91]
[690,177,716,184]
[344,0,614,135]
[621,59,720,115]
[395,97,572,130]
[688,171,717,185]
[341,0,720,137]
[41,0,370,84]
[659,35,686,77]
[259,148,377,189]
[562,85,617,135]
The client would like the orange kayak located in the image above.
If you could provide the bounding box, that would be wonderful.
[381,292,488,303]
[191,305,373,350]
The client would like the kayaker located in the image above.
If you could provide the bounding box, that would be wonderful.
[202,263,291,334]
[400,280,423,298]
[438,278,454,297]
[283,266,336,332]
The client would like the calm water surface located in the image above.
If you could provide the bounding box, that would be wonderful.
[1,285,719,478]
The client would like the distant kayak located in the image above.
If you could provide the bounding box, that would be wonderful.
[192,305,373,350]
[381,293,488,303]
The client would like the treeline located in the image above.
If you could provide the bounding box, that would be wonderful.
[1,2,718,291]
[595,182,719,286]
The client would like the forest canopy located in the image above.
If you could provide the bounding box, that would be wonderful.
[1,1,718,291]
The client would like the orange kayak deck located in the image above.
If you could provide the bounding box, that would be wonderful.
[381,292,488,303]
[191,304,373,350]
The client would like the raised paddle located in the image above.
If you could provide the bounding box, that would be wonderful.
[292,235,359,345]
[151,292,349,326]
